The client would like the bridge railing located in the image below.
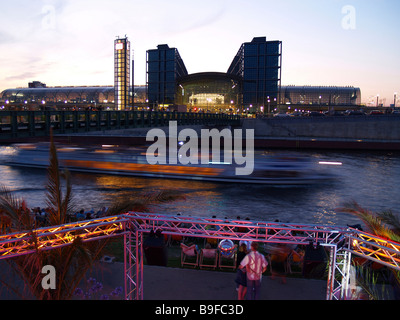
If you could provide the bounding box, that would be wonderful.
[0,111,241,139]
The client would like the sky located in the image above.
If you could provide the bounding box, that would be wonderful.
[0,0,399,105]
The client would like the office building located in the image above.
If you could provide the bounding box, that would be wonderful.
[228,37,282,112]
[146,44,188,107]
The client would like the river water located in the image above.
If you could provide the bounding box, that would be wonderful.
[0,146,399,228]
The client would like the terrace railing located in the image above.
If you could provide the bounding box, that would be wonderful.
[0,212,399,300]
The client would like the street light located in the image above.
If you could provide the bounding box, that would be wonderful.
[376,94,379,107]
[394,92,397,109]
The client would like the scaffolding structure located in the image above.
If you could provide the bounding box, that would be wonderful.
[0,212,399,300]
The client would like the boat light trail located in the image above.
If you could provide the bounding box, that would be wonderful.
[319,161,343,166]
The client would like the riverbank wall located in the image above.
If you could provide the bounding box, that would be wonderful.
[241,116,400,141]
[3,116,400,151]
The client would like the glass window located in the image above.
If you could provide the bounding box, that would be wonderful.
[148,50,159,61]
[165,72,175,81]
[266,42,279,55]
[258,56,265,68]
[244,69,257,81]
[266,56,279,67]
[166,61,175,72]
[246,56,257,68]
[244,44,257,56]
[258,43,266,55]
[148,72,159,83]
[266,69,278,79]
[166,49,175,60]
[243,82,256,92]
[148,61,159,72]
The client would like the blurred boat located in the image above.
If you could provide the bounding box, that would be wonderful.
[3,143,333,185]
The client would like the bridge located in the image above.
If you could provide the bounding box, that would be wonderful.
[0,110,240,140]
[0,212,399,300]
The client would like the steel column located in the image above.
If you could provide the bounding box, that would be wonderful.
[327,248,352,300]
[124,221,144,300]
[326,245,337,300]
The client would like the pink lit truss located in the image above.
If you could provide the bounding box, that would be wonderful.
[124,212,400,300]
[0,216,128,260]
[0,212,399,300]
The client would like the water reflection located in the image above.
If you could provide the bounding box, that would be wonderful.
[0,148,398,227]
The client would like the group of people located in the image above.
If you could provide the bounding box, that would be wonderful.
[68,207,109,222]
[235,240,304,300]
[30,206,109,226]
[236,241,268,300]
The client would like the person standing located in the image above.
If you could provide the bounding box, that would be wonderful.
[235,242,248,300]
[239,242,268,300]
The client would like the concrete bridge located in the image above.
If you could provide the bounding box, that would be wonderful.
[0,110,240,142]
[1,110,399,150]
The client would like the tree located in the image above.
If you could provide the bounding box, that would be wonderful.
[338,200,400,299]
[0,136,185,299]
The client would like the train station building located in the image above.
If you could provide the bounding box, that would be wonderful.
[0,36,361,113]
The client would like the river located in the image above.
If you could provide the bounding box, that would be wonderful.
[0,146,398,228]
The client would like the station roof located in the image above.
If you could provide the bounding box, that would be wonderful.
[177,72,242,84]
[281,85,360,93]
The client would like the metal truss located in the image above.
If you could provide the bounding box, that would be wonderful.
[125,212,349,246]
[124,219,144,300]
[327,248,352,300]
[124,212,349,300]
[0,212,399,300]
[346,230,400,271]
[0,216,127,260]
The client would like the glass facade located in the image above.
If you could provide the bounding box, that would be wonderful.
[228,37,282,113]
[114,37,131,110]
[176,72,241,113]
[146,44,188,106]
[280,86,361,106]
[0,86,147,107]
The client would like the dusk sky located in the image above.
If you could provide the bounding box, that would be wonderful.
[0,0,399,105]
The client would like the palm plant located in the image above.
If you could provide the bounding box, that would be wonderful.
[338,200,400,299]
[0,136,185,300]
[339,200,400,243]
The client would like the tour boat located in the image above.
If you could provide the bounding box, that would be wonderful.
[3,143,334,185]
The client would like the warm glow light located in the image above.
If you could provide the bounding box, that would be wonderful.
[115,43,124,50]
[319,161,343,166]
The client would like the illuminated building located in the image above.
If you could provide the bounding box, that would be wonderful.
[0,36,363,112]
[228,37,282,112]
[280,86,361,106]
[0,86,147,109]
[146,44,188,108]
[114,37,131,110]
[176,72,241,113]
[147,37,282,113]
